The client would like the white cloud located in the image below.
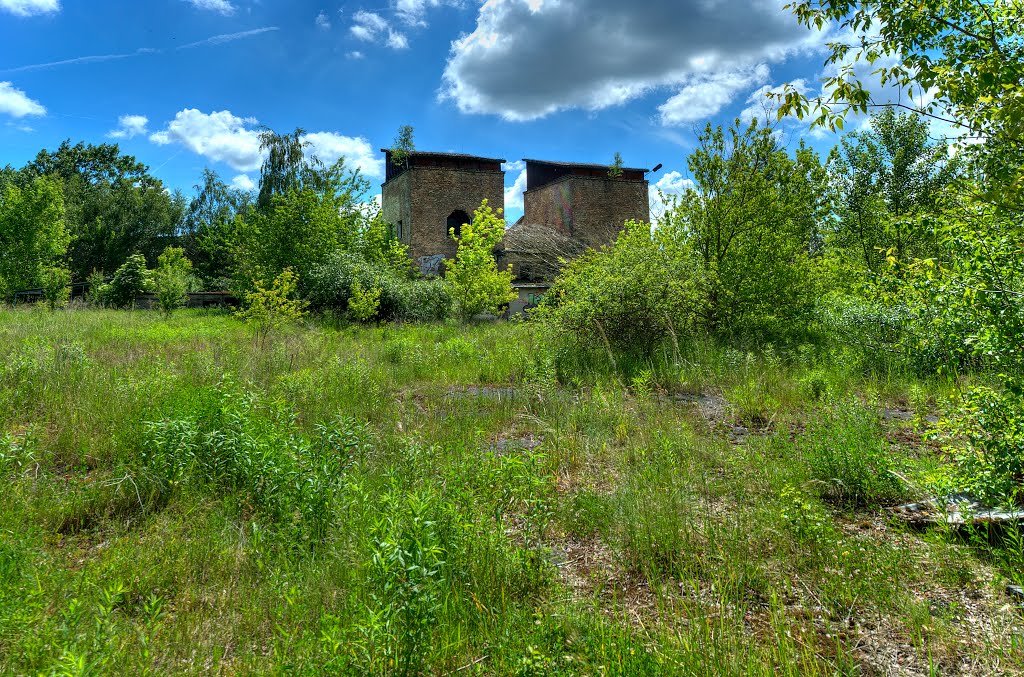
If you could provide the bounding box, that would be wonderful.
[503,166,528,212]
[442,0,824,123]
[304,132,384,178]
[658,65,770,125]
[149,108,384,178]
[230,174,256,191]
[350,10,409,49]
[0,81,45,117]
[107,114,149,139]
[316,10,331,30]
[0,0,58,17]
[649,170,694,220]
[346,51,365,59]
[150,109,262,171]
[394,0,462,26]
[183,0,235,15]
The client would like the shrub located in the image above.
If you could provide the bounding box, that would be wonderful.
[107,253,149,308]
[942,387,1024,505]
[444,199,516,320]
[236,268,308,345]
[348,279,381,322]
[307,252,450,322]
[537,220,700,360]
[40,265,71,311]
[85,269,109,306]
[152,246,193,316]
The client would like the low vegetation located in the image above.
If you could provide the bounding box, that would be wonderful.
[1,308,1022,675]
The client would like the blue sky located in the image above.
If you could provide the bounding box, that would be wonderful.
[0,0,895,223]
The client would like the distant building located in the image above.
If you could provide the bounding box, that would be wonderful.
[380,150,505,277]
[520,159,650,250]
[378,149,651,294]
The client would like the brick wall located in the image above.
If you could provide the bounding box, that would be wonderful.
[383,166,504,274]
[523,175,649,250]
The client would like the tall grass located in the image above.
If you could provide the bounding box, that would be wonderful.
[0,307,1019,675]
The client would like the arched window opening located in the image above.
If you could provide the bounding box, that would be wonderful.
[447,210,470,240]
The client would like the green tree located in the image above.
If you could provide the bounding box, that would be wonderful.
[661,120,824,337]
[41,265,72,311]
[0,175,69,299]
[182,169,252,287]
[444,200,516,321]
[107,253,149,309]
[608,151,624,178]
[776,0,1023,205]
[21,141,184,280]
[235,158,371,292]
[389,125,415,168]
[827,108,959,271]
[153,246,193,316]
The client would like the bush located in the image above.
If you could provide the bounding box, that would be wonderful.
[107,253,149,308]
[444,199,515,320]
[236,268,308,345]
[348,279,381,322]
[536,220,700,359]
[85,269,109,307]
[152,246,193,316]
[307,252,450,322]
[40,265,71,311]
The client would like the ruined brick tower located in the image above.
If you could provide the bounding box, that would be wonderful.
[380,150,505,276]
[521,159,650,250]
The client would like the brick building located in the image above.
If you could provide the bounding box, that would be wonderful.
[379,149,650,285]
[380,150,505,276]
[520,159,650,250]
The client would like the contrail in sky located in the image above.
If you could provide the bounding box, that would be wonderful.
[178,27,279,49]
[0,27,279,74]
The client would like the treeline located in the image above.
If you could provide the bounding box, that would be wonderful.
[0,129,513,321]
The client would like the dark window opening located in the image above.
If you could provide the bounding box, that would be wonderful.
[397,219,404,241]
[447,210,470,240]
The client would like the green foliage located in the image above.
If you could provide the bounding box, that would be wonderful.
[236,155,372,293]
[181,168,251,287]
[777,0,1023,206]
[607,151,624,178]
[801,398,907,508]
[444,199,516,320]
[236,268,308,345]
[85,269,108,307]
[106,253,149,309]
[539,220,699,359]
[22,140,185,280]
[348,279,382,322]
[660,120,823,338]
[827,108,958,272]
[943,387,1024,505]
[152,246,193,316]
[0,175,68,299]
[389,125,415,168]
[307,252,451,322]
[40,266,72,311]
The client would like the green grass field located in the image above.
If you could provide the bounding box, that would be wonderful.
[1,308,1022,675]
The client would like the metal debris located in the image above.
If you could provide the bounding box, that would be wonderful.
[894,494,1024,526]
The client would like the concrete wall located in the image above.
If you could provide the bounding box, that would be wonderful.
[523,175,649,250]
[383,166,504,275]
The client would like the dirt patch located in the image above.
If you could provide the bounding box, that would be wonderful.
[488,432,543,456]
[548,536,660,623]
